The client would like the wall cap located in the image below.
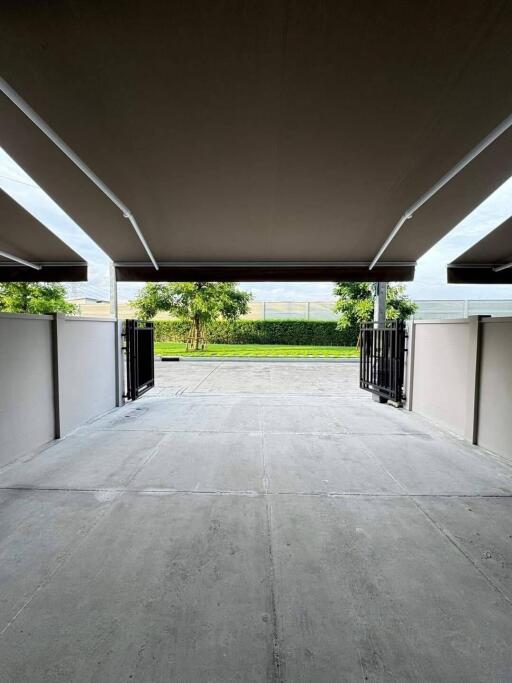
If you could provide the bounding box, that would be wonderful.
[0,312,54,321]
[64,316,116,323]
[411,318,469,325]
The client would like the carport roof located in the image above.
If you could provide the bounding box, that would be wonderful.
[1,1,512,281]
[0,189,87,282]
[447,217,512,284]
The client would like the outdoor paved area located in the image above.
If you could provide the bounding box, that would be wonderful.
[1,361,512,681]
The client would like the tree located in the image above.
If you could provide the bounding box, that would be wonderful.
[0,282,78,315]
[333,282,416,334]
[131,282,251,349]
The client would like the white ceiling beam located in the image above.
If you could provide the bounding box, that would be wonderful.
[370,111,512,269]
[0,76,159,271]
[493,261,512,272]
[0,249,42,269]
[114,260,417,267]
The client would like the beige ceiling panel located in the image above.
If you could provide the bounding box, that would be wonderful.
[0,189,87,281]
[1,1,511,280]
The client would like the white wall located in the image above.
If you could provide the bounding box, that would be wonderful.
[57,317,116,435]
[0,314,55,465]
[477,318,512,458]
[0,313,118,462]
[409,320,470,436]
[408,316,512,461]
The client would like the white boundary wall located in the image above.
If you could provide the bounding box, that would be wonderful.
[0,314,55,465]
[477,318,512,457]
[56,317,117,435]
[407,319,471,436]
[0,313,119,464]
[407,316,512,460]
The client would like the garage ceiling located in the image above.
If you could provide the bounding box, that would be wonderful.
[1,1,512,281]
[448,217,512,284]
[0,189,87,282]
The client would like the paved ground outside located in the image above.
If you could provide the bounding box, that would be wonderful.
[0,361,511,682]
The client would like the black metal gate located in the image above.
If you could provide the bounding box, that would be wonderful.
[360,320,406,403]
[125,319,155,400]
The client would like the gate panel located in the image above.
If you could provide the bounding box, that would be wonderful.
[360,320,406,403]
[125,319,155,400]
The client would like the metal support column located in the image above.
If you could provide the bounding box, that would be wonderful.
[110,262,125,406]
[372,282,387,403]
[110,261,118,319]
[115,320,125,407]
[374,282,387,323]
[51,313,63,438]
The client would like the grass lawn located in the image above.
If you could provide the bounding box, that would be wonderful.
[154,342,358,358]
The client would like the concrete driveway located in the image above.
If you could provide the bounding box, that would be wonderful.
[1,361,511,682]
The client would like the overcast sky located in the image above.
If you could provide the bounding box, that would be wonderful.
[1,146,512,302]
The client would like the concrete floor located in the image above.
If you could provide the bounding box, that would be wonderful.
[1,361,512,682]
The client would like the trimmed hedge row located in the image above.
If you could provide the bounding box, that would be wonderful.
[153,319,358,346]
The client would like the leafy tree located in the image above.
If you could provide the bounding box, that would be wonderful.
[131,282,251,349]
[333,282,416,333]
[0,282,77,315]
[130,283,175,320]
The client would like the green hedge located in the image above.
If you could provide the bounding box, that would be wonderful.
[153,319,357,346]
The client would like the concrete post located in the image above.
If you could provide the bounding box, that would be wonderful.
[464,315,485,444]
[109,261,118,319]
[404,319,416,411]
[109,262,125,406]
[115,320,125,407]
[372,283,387,403]
[373,282,387,323]
[51,313,64,438]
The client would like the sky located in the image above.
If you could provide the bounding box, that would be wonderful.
[1,146,512,302]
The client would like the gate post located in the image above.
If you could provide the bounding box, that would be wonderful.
[109,261,118,318]
[115,319,125,407]
[110,261,125,407]
[405,319,416,411]
[373,282,387,403]
[51,313,64,438]
[464,315,485,444]
[374,282,387,323]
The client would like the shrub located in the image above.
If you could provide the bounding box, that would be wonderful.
[153,319,357,346]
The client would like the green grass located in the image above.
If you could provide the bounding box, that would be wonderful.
[154,342,358,358]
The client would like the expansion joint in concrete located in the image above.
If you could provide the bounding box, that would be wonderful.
[410,496,512,607]
[260,411,285,682]
[264,495,285,682]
